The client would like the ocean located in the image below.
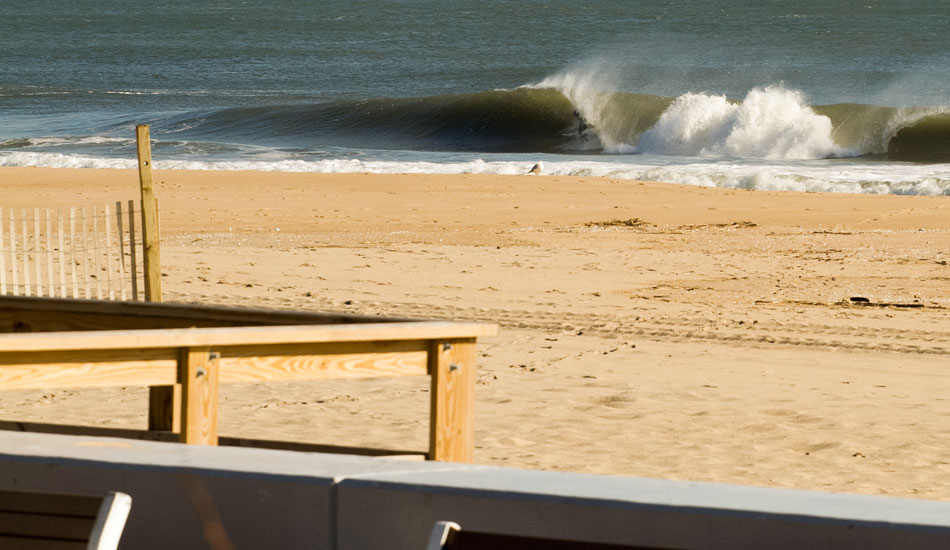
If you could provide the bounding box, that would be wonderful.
[2,0,950,195]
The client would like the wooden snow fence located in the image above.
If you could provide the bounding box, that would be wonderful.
[0,125,162,304]
[0,297,497,462]
[0,203,149,302]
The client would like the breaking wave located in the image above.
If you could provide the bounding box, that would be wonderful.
[130,85,950,161]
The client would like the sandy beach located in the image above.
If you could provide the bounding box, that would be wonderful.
[1,166,949,500]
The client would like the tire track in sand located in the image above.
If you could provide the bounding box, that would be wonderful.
[171,291,950,357]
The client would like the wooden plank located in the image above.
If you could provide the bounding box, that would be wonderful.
[57,208,66,298]
[0,349,177,389]
[127,200,138,301]
[217,340,428,382]
[92,205,102,300]
[148,383,181,432]
[21,210,30,297]
[33,207,42,297]
[178,346,219,445]
[69,207,78,298]
[0,208,5,295]
[137,125,162,303]
[115,201,127,301]
[81,207,90,299]
[7,210,15,296]
[0,343,426,387]
[45,209,54,298]
[428,338,476,462]
[104,203,115,301]
[0,321,497,352]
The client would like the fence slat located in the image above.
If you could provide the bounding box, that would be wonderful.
[129,200,138,302]
[58,208,67,298]
[10,209,19,296]
[116,202,126,271]
[70,207,79,298]
[116,201,127,301]
[0,208,5,295]
[46,209,55,298]
[92,206,102,300]
[34,207,43,297]
[22,209,31,297]
[104,203,115,301]
[81,207,90,299]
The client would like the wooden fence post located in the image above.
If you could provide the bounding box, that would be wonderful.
[428,338,476,462]
[136,124,162,302]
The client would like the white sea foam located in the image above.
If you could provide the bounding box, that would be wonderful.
[638,86,842,159]
[16,136,130,147]
[3,151,948,196]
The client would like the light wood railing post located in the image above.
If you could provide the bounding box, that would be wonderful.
[428,338,476,462]
[177,347,219,445]
[137,124,162,302]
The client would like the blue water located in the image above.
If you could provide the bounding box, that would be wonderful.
[2,1,950,194]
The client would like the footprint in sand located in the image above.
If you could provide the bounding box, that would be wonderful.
[595,393,637,409]
[499,437,536,448]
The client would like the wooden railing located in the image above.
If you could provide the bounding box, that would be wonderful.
[0,297,497,462]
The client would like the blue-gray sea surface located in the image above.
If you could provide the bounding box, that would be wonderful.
[2,0,949,194]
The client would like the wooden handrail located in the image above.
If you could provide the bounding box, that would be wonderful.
[0,321,497,352]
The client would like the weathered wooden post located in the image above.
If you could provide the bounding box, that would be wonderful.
[136,124,162,302]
